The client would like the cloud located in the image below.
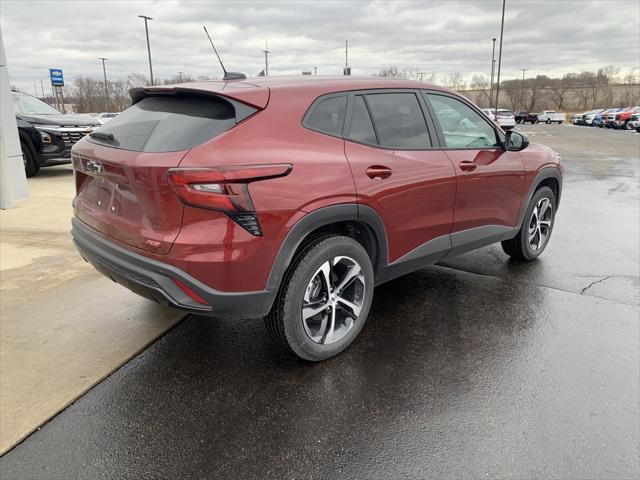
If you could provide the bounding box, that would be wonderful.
[2,0,638,92]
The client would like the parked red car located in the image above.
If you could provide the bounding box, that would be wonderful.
[71,76,563,361]
[613,106,640,129]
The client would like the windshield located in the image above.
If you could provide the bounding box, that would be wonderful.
[13,94,61,115]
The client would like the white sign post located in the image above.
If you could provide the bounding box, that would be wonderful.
[0,25,28,209]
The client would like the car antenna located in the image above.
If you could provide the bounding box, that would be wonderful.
[203,26,246,81]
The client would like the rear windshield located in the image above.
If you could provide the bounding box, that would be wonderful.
[87,95,237,152]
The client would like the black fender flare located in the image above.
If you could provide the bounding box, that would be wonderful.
[514,167,563,233]
[264,203,388,298]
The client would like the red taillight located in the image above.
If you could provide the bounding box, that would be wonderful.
[167,164,292,213]
[172,278,208,305]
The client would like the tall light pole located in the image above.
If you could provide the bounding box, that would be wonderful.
[520,68,528,111]
[178,71,183,83]
[489,38,496,106]
[262,42,269,76]
[98,57,109,111]
[344,40,350,75]
[493,0,506,121]
[138,15,154,85]
[314,66,318,75]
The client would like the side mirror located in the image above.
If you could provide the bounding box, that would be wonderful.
[505,130,529,152]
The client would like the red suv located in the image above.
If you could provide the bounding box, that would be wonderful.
[71,77,563,361]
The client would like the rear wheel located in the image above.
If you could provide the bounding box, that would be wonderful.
[264,236,374,361]
[501,186,556,261]
[21,141,39,178]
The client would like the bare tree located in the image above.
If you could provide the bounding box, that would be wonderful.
[164,73,196,85]
[544,74,573,110]
[470,75,490,107]
[446,72,466,91]
[376,67,435,82]
[621,69,640,106]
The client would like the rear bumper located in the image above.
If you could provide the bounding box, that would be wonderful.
[71,217,274,318]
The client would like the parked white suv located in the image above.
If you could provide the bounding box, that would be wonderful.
[481,108,515,130]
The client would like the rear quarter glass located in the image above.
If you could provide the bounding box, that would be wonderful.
[87,94,244,152]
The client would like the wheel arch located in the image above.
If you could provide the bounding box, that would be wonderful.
[515,167,563,231]
[264,204,388,302]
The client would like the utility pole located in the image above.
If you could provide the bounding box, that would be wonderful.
[489,37,496,106]
[40,79,45,100]
[418,72,428,83]
[98,57,109,111]
[178,71,183,83]
[493,0,506,121]
[138,15,154,85]
[314,66,318,75]
[262,42,269,76]
[519,68,528,111]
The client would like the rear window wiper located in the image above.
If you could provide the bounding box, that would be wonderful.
[89,131,115,142]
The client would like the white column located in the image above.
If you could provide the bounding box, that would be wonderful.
[0,24,28,209]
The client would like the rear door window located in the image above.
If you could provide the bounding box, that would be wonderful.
[365,93,431,148]
[305,95,347,137]
[87,94,240,152]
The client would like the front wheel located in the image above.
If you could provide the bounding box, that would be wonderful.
[501,186,556,261]
[21,142,39,178]
[265,236,374,361]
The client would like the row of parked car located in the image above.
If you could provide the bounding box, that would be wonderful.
[478,109,567,130]
[571,106,640,131]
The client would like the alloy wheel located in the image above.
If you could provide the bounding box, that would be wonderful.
[528,197,553,251]
[301,256,365,345]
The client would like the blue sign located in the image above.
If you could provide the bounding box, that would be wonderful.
[49,68,64,87]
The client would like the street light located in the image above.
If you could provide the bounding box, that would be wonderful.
[98,57,109,111]
[520,68,528,111]
[493,0,506,121]
[489,38,496,106]
[138,15,154,85]
[262,42,269,76]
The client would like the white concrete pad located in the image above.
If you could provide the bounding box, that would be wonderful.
[0,165,184,454]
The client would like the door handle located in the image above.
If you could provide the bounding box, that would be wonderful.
[366,165,393,180]
[459,161,477,172]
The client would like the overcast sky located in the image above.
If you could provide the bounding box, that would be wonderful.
[2,0,639,93]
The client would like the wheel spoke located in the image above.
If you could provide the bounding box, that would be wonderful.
[538,199,550,218]
[539,219,552,228]
[321,306,336,344]
[334,264,362,294]
[318,260,333,292]
[336,296,362,318]
[302,302,327,321]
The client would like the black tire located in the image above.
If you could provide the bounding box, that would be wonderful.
[545,118,551,124]
[21,141,39,178]
[501,186,556,261]
[264,235,374,361]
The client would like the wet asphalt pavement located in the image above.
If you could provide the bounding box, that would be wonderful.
[1,124,639,479]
